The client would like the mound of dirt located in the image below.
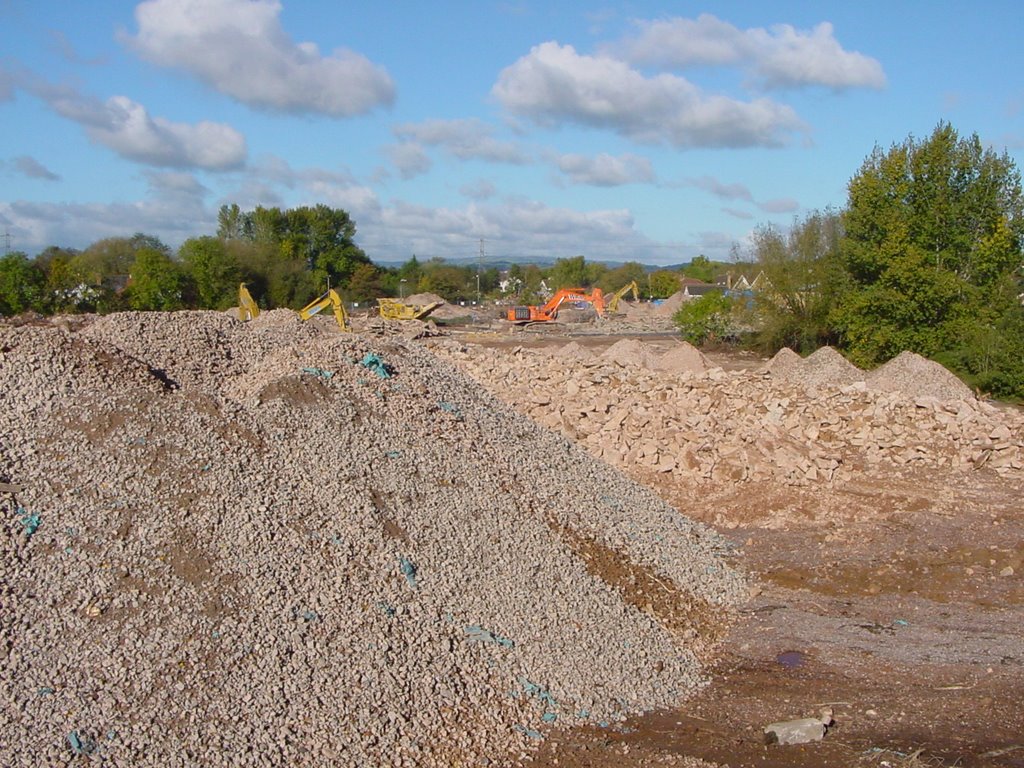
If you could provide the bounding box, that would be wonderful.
[1,312,743,767]
[653,292,685,317]
[404,292,445,306]
[601,338,661,369]
[657,342,710,375]
[868,350,975,401]
[555,341,590,360]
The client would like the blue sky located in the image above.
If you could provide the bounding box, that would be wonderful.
[2,1,1022,265]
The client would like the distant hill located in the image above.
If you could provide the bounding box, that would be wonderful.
[372,255,697,272]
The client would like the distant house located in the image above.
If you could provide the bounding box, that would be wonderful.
[681,282,719,300]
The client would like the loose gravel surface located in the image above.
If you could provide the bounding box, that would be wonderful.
[0,311,744,767]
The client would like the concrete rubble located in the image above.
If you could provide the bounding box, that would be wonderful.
[430,339,1024,488]
[0,310,745,767]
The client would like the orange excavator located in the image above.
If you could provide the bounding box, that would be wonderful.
[506,287,607,324]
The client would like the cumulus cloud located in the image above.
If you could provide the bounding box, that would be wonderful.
[13,156,61,181]
[555,152,654,186]
[122,0,395,116]
[1,170,214,253]
[687,175,753,201]
[393,119,530,164]
[617,15,886,91]
[17,73,246,170]
[493,42,805,148]
[384,142,433,179]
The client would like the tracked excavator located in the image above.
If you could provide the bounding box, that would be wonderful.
[506,287,607,324]
[299,288,350,331]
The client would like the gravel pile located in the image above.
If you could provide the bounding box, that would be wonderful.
[601,339,662,369]
[868,350,975,401]
[1,312,745,767]
[658,342,710,375]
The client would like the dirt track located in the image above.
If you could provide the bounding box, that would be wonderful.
[446,327,1024,768]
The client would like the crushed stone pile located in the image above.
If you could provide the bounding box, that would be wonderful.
[653,292,685,317]
[1,311,745,767]
[868,350,976,401]
[658,342,710,375]
[431,341,1024,487]
[601,338,662,369]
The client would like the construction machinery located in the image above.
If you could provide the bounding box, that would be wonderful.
[238,284,260,321]
[299,289,350,331]
[606,280,639,313]
[506,287,606,324]
[377,298,444,321]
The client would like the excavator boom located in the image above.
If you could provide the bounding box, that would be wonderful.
[299,289,350,331]
[238,283,260,321]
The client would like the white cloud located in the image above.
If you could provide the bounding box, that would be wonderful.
[393,119,530,164]
[687,175,753,201]
[493,42,804,148]
[21,74,246,170]
[1,171,213,253]
[617,15,886,91]
[555,152,654,186]
[13,156,61,181]
[122,0,394,116]
[384,142,433,179]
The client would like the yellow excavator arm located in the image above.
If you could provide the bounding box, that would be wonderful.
[239,284,260,321]
[607,280,639,313]
[299,289,350,331]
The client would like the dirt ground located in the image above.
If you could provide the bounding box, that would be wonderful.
[458,326,1024,768]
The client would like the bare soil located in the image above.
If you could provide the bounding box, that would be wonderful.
[462,328,1024,768]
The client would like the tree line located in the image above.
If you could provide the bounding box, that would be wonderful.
[0,203,717,316]
[674,123,1024,399]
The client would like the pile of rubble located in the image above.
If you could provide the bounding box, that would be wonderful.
[431,340,1024,487]
[0,312,744,767]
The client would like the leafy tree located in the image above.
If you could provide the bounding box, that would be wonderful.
[418,259,472,300]
[346,263,385,304]
[549,255,589,288]
[648,270,681,299]
[0,252,46,315]
[682,255,715,283]
[598,262,644,293]
[837,122,1024,367]
[673,291,736,345]
[180,236,240,309]
[217,203,248,240]
[749,210,845,354]
[127,248,184,310]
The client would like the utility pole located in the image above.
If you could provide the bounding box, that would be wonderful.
[477,238,484,301]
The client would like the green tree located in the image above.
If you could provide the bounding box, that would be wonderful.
[127,248,184,310]
[672,291,736,345]
[749,210,845,354]
[548,255,589,288]
[837,122,1024,368]
[648,270,681,299]
[346,263,384,304]
[180,236,240,309]
[681,255,715,283]
[0,252,46,315]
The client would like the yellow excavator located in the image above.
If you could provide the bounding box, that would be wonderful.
[376,297,444,321]
[607,280,639,313]
[299,289,350,331]
[238,283,260,321]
